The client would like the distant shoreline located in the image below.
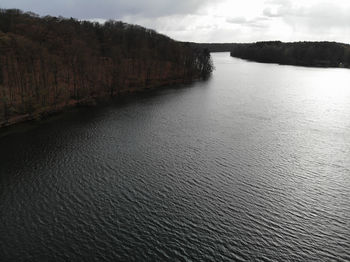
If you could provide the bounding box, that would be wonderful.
[189,41,350,69]
[230,56,350,70]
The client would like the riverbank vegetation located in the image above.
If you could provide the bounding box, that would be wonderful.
[0,9,213,127]
[192,42,350,68]
[229,41,350,68]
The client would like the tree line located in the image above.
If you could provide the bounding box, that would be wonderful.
[0,9,213,126]
[229,41,350,68]
[187,43,236,52]
[190,41,350,68]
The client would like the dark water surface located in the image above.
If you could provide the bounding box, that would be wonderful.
[1,53,350,261]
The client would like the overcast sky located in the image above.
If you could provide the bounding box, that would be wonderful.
[1,0,350,43]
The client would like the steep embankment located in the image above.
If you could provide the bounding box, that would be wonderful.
[0,9,213,127]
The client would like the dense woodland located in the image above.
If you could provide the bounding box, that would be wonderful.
[192,42,350,67]
[189,43,236,52]
[0,9,213,127]
[229,41,350,68]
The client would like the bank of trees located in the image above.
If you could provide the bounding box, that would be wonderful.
[230,41,350,67]
[0,9,213,126]
[188,43,236,52]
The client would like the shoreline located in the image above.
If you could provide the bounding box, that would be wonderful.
[230,55,350,69]
[0,78,200,131]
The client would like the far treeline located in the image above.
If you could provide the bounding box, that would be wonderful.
[193,41,350,68]
[0,9,213,127]
[230,41,350,68]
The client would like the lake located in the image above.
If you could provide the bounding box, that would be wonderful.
[1,53,350,261]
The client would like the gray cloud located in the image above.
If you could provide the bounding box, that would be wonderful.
[295,3,350,29]
[226,16,270,29]
[226,17,248,24]
[0,0,216,19]
[0,0,349,43]
[263,8,283,18]
[263,0,293,18]
[263,0,350,29]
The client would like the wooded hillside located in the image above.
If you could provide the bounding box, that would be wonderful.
[0,9,213,127]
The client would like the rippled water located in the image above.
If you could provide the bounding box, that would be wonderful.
[1,53,350,261]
